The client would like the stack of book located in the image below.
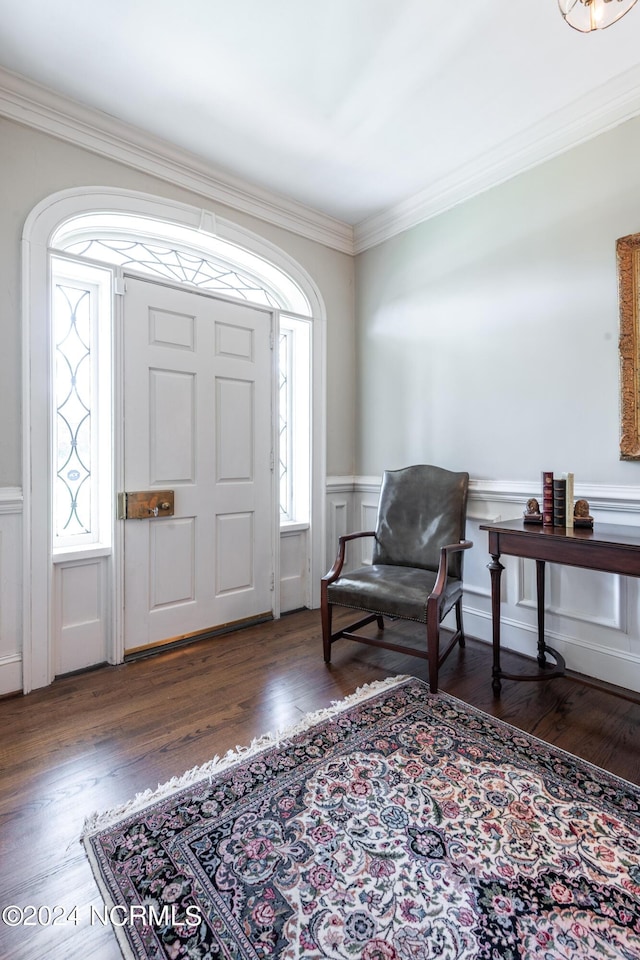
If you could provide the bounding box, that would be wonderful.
[541,471,575,528]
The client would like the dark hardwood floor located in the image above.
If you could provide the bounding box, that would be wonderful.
[1,608,639,959]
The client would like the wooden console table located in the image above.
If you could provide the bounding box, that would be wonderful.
[479,518,640,695]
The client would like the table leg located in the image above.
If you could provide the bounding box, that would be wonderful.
[536,559,546,668]
[488,552,504,696]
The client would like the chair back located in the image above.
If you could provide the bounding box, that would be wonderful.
[371,464,469,578]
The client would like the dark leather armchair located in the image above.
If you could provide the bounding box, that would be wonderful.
[321,464,472,693]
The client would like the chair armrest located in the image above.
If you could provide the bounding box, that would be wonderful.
[322,531,376,584]
[429,540,473,600]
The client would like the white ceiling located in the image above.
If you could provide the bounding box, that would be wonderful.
[2,0,640,230]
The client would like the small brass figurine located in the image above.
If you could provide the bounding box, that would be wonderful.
[523,497,543,524]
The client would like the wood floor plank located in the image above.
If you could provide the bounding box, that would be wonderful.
[1,608,639,959]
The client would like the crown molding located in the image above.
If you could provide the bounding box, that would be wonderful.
[354,61,640,254]
[0,67,354,255]
[6,57,640,259]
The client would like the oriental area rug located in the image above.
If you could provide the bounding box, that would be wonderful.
[82,676,640,960]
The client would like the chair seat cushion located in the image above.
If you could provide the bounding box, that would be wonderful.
[327,564,462,623]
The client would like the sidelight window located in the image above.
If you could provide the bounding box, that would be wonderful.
[51,257,112,550]
[278,315,310,523]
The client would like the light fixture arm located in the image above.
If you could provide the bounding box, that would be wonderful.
[558,0,639,32]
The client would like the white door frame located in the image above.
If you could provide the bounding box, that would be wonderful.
[22,186,327,692]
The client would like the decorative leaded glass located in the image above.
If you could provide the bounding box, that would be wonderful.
[63,238,282,308]
[279,331,291,518]
[53,283,93,538]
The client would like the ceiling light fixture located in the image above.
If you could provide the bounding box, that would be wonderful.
[559,0,638,31]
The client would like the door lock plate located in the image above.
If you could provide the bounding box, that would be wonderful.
[118,490,175,520]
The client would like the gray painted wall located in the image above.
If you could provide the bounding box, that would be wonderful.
[354,114,640,487]
[6,108,640,492]
[0,117,356,486]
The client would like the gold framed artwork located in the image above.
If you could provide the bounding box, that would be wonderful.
[617,232,640,460]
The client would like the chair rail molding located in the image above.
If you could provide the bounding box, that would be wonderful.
[328,476,640,513]
[468,478,640,514]
[0,487,23,512]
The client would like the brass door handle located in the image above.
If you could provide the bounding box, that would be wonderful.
[118,490,175,519]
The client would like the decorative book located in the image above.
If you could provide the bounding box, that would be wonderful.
[553,478,566,528]
[565,472,574,530]
[542,470,554,526]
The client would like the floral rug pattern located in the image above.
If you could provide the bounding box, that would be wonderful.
[82,677,640,959]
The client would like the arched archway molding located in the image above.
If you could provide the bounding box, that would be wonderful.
[22,186,326,691]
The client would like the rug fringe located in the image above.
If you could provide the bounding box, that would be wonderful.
[81,674,412,840]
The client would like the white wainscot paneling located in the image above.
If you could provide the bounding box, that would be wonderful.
[325,483,351,573]
[463,514,498,602]
[465,485,640,693]
[464,494,541,645]
[280,527,308,612]
[357,496,379,566]
[54,557,108,676]
[0,490,23,696]
[518,561,626,641]
[325,482,378,571]
[440,512,499,633]
[328,478,640,694]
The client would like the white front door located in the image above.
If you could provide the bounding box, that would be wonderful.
[122,277,274,654]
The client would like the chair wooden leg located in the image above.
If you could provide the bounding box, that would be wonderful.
[456,598,465,648]
[376,615,384,630]
[321,593,333,663]
[426,600,439,694]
